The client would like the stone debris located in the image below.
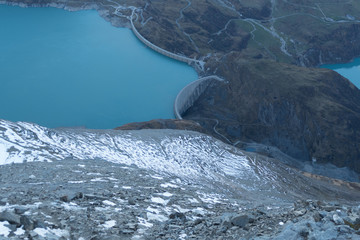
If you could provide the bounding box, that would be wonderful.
[0,211,21,227]
[0,159,359,239]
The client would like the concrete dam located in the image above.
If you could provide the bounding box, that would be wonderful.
[174,76,223,119]
[130,11,198,65]
[130,10,223,119]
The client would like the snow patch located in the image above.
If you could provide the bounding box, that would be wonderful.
[151,197,169,205]
[87,172,101,176]
[160,183,179,188]
[137,217,153,228]
[107,177,118,181]
[192,207,206,216]
[188,198,199,203]
[146,212,168,222]
[102,220,116,228]
[102,200,116,206]
[62,202,84,211]
[151,175,163,180]
[34,227,69,238]
[198,193,224,205]
[173,205,190,213]
[0,222,10,237]
[159,192,173,197]
[68,180,85,184]
[14,227,25,235]
[91,177,107,182]
[179,233,187,240]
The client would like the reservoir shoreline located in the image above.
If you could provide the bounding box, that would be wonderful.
[0,3,198,128]
[0,1,221,125]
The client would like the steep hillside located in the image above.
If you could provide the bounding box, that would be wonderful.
[185,58,360,173]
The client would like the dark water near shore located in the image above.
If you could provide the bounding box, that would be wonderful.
[0,5,197,129]
[322,58,360,89]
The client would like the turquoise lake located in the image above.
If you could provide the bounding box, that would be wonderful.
[322,58,360,89]
[0,5,197,129]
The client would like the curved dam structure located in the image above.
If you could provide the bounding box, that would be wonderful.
[129,10,223,120]
[174,76,223,119]
[130,11,199,66]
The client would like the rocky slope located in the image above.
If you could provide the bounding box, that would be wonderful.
[0,159,360,240]
[1,1,360,238]
[0,120,360,239]
[115,119,208,134]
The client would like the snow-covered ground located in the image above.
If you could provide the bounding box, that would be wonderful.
[0,119,360,239]
[0,119,358,204]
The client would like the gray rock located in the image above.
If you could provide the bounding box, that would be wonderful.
[103,236,123,240]
[298,228,309,238]
[125,223,137,230]
[0,211,21,227]
[0,199,7,206]
[355,218,360,226]
[231,215,249,228]
[6,223,18,232]
[60,195,70,202]
[128,198,136,205]
[294,209,307,217]
[84,194,107,201]
[337,225,353,234]
[29,231,38,238]
[333,214,344,225]
[193,218,203,226]
[213,218,221,225]
[313,212,322,222]
[60,192,83,202]
[323,205,337,212]
[15,207,29,215]
[20,215,35,230]
[121,229,134,234]
[34,219,46,229]
[169,212,186,222]
[248,215,255,223]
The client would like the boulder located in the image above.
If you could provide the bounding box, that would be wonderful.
[0,211,21,227]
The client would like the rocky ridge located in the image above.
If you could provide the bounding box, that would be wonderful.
[0,120,360,239]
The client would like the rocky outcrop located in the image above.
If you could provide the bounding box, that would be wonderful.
[185,57,360,173]
[292,23,360,66]
[114,119,208,134]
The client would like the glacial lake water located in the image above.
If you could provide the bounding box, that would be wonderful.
[322,58,360,89]
[0,5,197,129]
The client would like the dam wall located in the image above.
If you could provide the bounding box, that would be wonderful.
[130,12,197,65]
[174,76,223,119]
[130,11,223,119]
